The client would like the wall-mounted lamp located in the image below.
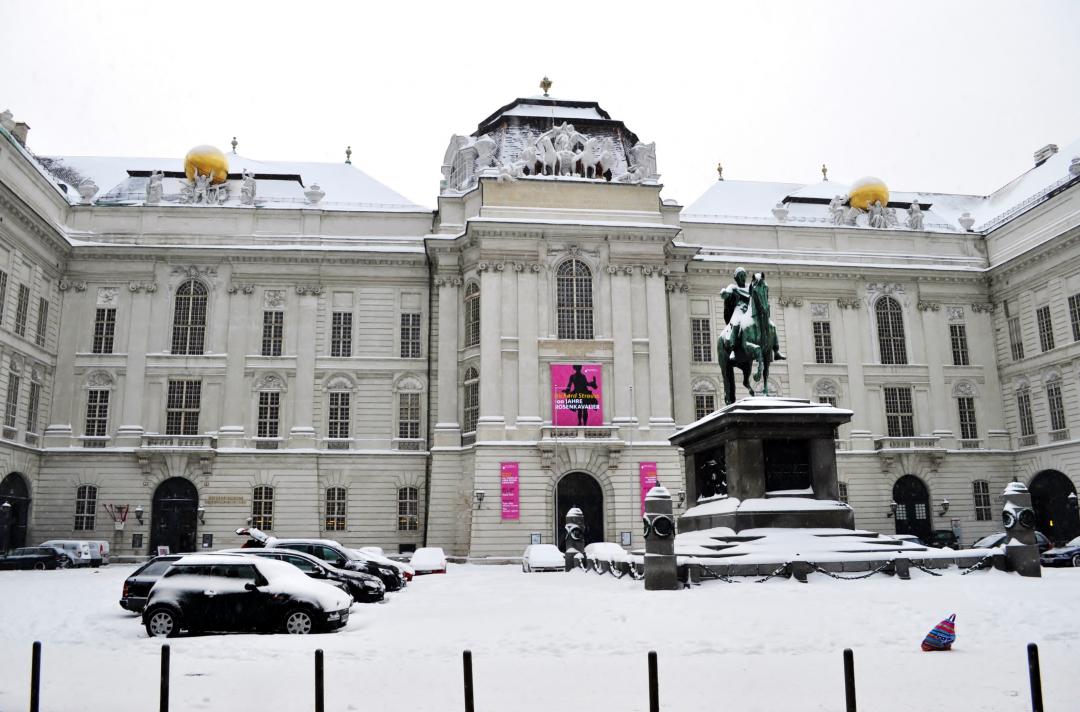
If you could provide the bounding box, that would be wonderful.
[1068,492,1078,513]
[473,490,485,508]
[134,504,144,525]
[0,500,10,512]
[196,506,206,524]
[938,498,950,516]
[887,501,898,518]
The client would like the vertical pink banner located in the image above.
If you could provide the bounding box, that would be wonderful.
[639,462,658,515]
[550,363,603,427]
[500,462,520,520]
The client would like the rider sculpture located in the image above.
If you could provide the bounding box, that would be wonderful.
[717,268,785,404]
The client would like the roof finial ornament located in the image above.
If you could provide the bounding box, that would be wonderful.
[540,76,552,97]
[717,162,723,181]
[231,136,238,154]
[821,163,828,181]
[345,145,352,165]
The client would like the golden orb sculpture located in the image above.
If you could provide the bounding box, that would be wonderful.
[184,145,229,184]
[848,176,889,211]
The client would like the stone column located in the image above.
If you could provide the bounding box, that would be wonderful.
[117,286,152,446]
[478,266,504,436]
[667,280,693,426]
[218,288,253,446]
[517,265,541,431]
[919,305,949,439]
[43,288,81,445]
[841,300,872,449]
[643,485,679,590]
[433,276,461,447]
[289,287,318,447]
[609,268,634,429]
[645,270,674,429]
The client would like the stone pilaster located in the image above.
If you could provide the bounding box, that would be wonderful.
[477,266,504,437]
[609,267,634,430]
[289,288,318,447]
[645,269,674,431]
[517,265,541,432]
[667,279,693,426]
[433,276,461,447]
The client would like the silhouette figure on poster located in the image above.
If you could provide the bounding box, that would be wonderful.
[562,365,599,426]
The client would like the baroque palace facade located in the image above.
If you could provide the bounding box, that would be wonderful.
[0,98,1077,558]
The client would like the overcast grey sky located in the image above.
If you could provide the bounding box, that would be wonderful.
[3,1,1078,208]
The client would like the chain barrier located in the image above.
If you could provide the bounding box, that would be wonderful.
[809,561,893,580]
[627,563,644,580]
[908,562,944,577]
[754,562,793,583]
[959,553,996,576]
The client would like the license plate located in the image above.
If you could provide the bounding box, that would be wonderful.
[327,612,340,620]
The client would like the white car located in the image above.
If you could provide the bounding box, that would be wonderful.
[409,547,447,574]
[521,544,565,572]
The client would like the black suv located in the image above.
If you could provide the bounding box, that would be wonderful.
[220,548,385,603]
[120,554,182,612]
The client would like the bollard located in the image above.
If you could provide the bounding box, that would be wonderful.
[463,649,474,712]
[648,650,659,712]
[160,644,170,712]
[1027,643,1043,712]
[315,649,324,712]
[843,648,856,712]
[30,641,41,712]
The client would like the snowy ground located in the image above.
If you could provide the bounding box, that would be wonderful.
[1,563,1078,711]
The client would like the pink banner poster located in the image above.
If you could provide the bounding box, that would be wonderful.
[639,462,658,515]
[551,363,603,427]
[500,462,520,520]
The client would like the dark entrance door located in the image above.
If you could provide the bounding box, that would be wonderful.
[1029,470,1080,545]
[893,474,932,543]
[0,473,30,552]
[555,472,604,550]
[151,478,199,554]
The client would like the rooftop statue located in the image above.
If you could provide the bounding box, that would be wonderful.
[717,268,785,404]
[906,199,925,230]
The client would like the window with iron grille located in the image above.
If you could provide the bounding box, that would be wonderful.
[398,392,421,440]
[261,311,283,356]
[400,312,421,358]
[462,367,479,434]
[398,486,418,531]
[26,381,41,435]
[875,297,907,365]
[84,389,109,437]
[171,281,207,355]
[1007,316,1024,360]
[837,481,849,504]
[691,318,712,362]
[327,391,350,439]
[251,486,274,530]
[0,270,7,325]
[165,380,201,435]
[4,372,19,429]
[884,386,914,437]
[556,259,593,340]
[464,282,480,348]
[817,395,838,407]
[14,284,29,337]
[1036,306,1054,352]
[35,298,48,347]
[957,396,978,440]
[330,312,352,357]
[74,484,97,531]
[913,502,928,520]
[972,480,992,521]
[1046,380,1067,432]
[92,308,116,354]
[257,391,280,438]
[949,323,970,366]
[325,487,347,531]
[1070,294,1080,342]
[694,393,716,421]
[1016,388,1035,437]
[813,321,833,364]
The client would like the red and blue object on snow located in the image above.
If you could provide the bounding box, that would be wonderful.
[921,613,957,651]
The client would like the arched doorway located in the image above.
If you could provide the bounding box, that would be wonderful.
[150,478,198,554]
[555,472,604,550]
[1029,470,1080,545]
[0,473,30,552]
[893,474,932,543]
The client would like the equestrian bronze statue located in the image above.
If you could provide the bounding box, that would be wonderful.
[718,268,785,405]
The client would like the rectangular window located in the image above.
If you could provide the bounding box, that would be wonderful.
[13,284,29,337]
[330,312,352,357]
[26,382,41,434]
[1017,389,1035,437]
[1070,294,1080,342]
[74,485,97,531]
[1036,305,1054,352]
[92,308,116,354]
[0,270,7,325]
[85,389,110,437]
[257,391,280,438]
[1047,381,1067,432]
[818,395,838,407]
[813,321,833,364]
[694,393,716,421]
[251,486,273,530]
[398,487,419,532]
[1008,315,1024,360]
[837,481,849,504]
[972,481,992,521]
[949,323,970,366]
[4,372,19,429]
[400,312,421,358]
[398,392,421,440]
[261,311,284,357]
[325,488,347,532]
[35,298,48,347]
[327,391,350,439]
[884,386,914,437]
[691,318,712,363]
[957,396,978,440]
[165,380,201,436]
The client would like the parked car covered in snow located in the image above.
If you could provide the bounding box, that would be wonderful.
[235,528,405,590]
[142,554,352,637]
[0,546,71,570]
[352,547,415,581]
[1040,536,1080,567]
[521,544,565,572]
[120,554,182,612]
[219,548,385,603]
[972,531,1052,554]
[38,540,92,567]
[410,547,447,574]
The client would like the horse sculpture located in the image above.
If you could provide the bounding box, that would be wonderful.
[718,271,782,404]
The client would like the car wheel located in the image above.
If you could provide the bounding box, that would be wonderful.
[60,557,72,569]
[283,609,315,635]
[33,561,46,571]
[145,608,180,638]
[1072,554,1080,568]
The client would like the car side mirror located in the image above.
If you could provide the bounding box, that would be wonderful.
[244,582,259,592]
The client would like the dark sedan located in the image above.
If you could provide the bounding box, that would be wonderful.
[0,547,70,570]
[119,555,182,612]
[1040,536,1080,567]
[220,548,385,603]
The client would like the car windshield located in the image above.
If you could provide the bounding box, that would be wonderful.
[1065,536,1080,547]
[973,534,1004,548]
[136,559,176,577]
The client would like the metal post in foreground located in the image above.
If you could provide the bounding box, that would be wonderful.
[648,650,659,712]
[29,641,41,712]
[160,644,170,712]
[463,649,474,712]
[843,648,856,712]
[315,649,324,712]
[1027,643,1043,712]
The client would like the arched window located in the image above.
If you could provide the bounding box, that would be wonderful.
[74,484,98,531]
[251,485,274,530]
[462,367,479,434]
[556,259,593,340]
[172,280,208,355]
[876,296,907,365]
[692,380,717,421]
[325,486,347,531]
[464,282,480,348]
[398,486,419,531]
[815,379,839,407]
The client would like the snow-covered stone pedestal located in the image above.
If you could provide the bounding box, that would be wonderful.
[997,482,1042,578]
